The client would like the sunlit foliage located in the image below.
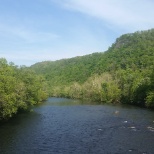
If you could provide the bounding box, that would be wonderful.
[0,59,48,120]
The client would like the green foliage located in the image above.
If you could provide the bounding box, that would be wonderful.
[2,29,153,120]
[31,29,154,83]
[146,91,154,108]
[30,29,154,108]
[1,28,153,117]
[145,68,154,108]
[101,80,121,104]
[0,59,48,120]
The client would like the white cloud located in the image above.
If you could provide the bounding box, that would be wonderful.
[55,0,154,31]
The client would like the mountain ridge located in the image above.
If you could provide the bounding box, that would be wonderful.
[31,28,154,84]
[30,28,154,108]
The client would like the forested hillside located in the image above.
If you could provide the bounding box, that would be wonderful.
[31,29,154,108]
[31,52,103,85]
[0,59,48,120]
[0,29,153,120]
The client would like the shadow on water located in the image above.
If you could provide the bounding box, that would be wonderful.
[0,110,42,153]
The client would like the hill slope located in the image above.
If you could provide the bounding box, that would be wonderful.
[31,29,154,85]
[31,29,154,107]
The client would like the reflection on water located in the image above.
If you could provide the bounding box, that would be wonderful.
[38,97,102,106]
[0,97,154,154]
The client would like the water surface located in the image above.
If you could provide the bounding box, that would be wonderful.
[0,97,154,154]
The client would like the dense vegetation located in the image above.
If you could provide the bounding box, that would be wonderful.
[0,29,154,120]
[31,29,154,108]
[0,59,48,120]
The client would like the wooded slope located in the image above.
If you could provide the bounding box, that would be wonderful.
[31,29,154,107]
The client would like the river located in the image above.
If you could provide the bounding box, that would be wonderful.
[0,97,154,154]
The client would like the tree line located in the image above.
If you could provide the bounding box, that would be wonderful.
[51,68,154,108]
[0,58,48,120]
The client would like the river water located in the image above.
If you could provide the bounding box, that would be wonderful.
[0,97,154,154]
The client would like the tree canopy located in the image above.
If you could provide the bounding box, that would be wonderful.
[0,59,48,120]
[1,29,154,121]
[31,29,154,108]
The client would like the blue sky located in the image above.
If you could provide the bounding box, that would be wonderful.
[0,0,154,66]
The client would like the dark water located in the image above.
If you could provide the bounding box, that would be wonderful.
[0,98,154,154]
